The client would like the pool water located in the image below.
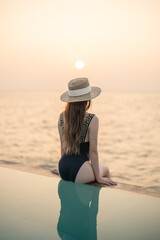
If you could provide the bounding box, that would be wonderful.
[0,167,160,240]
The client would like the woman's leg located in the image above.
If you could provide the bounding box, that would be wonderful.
[75,162,114,184]
[52,163,115,184]
[99,164,111,178]
[51,169,59,175]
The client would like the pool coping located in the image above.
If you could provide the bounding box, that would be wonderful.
[0,163,159,199]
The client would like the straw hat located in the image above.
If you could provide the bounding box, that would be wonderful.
[60,77,101,102]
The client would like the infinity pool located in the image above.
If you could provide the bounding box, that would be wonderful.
[0,166,160,240]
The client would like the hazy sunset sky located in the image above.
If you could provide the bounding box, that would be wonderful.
[0,0,160,91]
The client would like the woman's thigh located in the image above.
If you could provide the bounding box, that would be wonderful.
[75,161,96,184]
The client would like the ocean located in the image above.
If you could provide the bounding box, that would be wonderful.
[0,91,160,188]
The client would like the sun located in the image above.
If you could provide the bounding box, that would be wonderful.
[75,60,84,69]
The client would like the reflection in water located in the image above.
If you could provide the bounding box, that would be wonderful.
[57,180,102,240]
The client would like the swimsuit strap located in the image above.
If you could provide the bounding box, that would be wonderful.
[59,112,95,141]
[59,112,64,129]
[80,113,95,142]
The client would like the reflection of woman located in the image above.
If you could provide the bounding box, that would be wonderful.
[57,180,101,240]
[52,77,117,186]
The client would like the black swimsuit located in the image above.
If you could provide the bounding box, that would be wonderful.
[58,112,95,182]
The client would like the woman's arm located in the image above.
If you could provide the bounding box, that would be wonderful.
[89,116,101,181]
[89,115,117,185]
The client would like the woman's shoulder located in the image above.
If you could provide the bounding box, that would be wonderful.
[87,113,99,127]
[58,111,65,127]
[85,112,99,127]
[58,111,64,119]
[59,111,64,116]
[87,112,98,120]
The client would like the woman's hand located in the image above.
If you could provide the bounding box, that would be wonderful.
[97,176,117,186]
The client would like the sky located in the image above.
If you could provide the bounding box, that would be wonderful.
[0,0,160,91]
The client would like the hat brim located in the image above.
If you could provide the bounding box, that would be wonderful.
[60,86,101,103]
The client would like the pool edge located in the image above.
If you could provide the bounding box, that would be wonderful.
[0,163,159,199]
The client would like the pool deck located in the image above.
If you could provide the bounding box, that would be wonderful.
[1,165,160,240]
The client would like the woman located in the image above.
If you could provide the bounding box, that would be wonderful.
[52,77,117,186]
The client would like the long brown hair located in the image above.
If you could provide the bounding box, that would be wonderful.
[62,100,91,154]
